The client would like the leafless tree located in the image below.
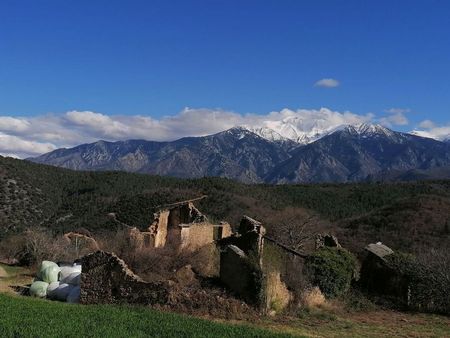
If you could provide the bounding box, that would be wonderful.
[266,207,324,254]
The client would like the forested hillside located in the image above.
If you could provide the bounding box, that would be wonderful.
[1,156,449,257]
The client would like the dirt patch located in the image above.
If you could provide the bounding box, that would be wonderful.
[0,264,32,295]
[0,266,7,278]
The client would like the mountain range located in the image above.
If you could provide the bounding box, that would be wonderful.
[30,123,450,183]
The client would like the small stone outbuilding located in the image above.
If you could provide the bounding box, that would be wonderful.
[359,242,409,306]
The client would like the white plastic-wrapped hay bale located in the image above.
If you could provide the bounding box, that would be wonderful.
[46,282,60,299]
[61,271,81,285]
[38,261,58,273]
[40,265,61,283]
[59,264,81,282]
[37,261,60,282]
[66,286,81,303]
[49,283,74,301]
[30,281,49,298]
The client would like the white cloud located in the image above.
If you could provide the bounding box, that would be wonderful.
[418,119,435,129]
[378,108,409,127]
[0,132,56,158]
[411,120,450,141]
[379,112,409,127]
[314,78,340,88]
[384,108,411,114]
[0,116,30,133]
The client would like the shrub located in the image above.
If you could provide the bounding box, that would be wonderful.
[300,286,326,308]
[385,252,450,314]
[343,289,376,312]
[305,247,357,298]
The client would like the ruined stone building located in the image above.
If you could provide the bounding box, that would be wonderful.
[127,197,232,252]
[81,199,302,314]
[359,242,408,305]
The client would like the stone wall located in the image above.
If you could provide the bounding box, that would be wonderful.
[237,216,266,259]
[179,222,231,252]
[219,216,293,313]
[80,251,172,305]
[264,271,292,312]
[147,202,209,249]
[189,243,220,277]
[150,210,169,248]
[218,222,233,239]
[147,204,232,252]
[219,245,263,305]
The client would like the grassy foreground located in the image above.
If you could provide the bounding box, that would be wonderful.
[0,294,293,338]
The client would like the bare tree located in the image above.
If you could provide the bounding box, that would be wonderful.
[266,207,324,254]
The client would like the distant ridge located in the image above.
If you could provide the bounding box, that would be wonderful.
[30,124,450,183]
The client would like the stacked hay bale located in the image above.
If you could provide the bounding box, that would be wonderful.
[29,261,81,303]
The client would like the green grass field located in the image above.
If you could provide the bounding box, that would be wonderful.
[1,266,450,338]
[0,294,294,338]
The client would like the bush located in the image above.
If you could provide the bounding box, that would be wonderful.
[385,252,450,314]
[305,247,357,298]
[343,289,376,312]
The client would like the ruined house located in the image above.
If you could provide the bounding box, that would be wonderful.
[81,201,301,314]
[127,197,232,252]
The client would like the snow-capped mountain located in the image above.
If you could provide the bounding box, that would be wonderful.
[30,124,450,184]
[266,124,450,183]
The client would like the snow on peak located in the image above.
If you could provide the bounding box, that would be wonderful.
[343,123,395,137]
[243,126,289,142]
[224,126,255,140]
[244,118,345,145]
[241,121,400,145]
[409,129,450,142]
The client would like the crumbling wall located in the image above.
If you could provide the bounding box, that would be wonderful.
[260,241,296,313]
[180,223,212,251]
[219,245,263,305]
[189,243,221,278]
[315,234,341,250]
[265,271,292,312]
[236,216,266,263]
[80,251,172,305]
[150,210,170,248]
[148,201,208,249]
[218,222,233,239]
[219,216,293,313]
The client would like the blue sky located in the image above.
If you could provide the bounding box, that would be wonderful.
[0,0,450,156]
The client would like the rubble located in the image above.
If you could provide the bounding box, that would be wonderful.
[80,251,172,305]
